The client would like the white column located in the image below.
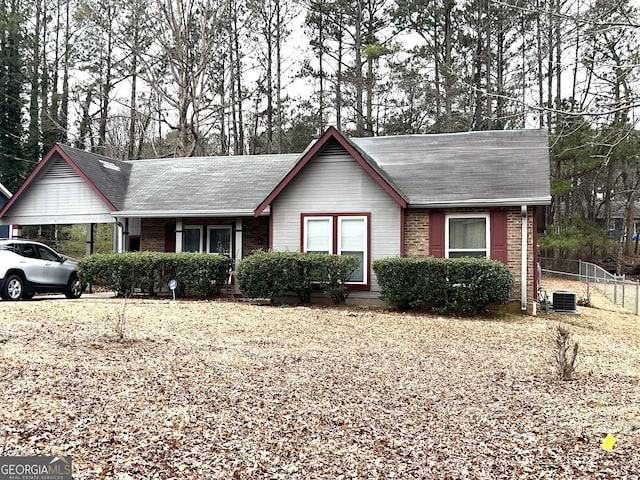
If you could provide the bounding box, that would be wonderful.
[175,218,183,252]
[235,217,243,261]
[113,219,124,253]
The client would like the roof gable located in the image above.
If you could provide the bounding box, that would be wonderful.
[254,127,408,216]
[57,145,131,209]
[0,144,131,217]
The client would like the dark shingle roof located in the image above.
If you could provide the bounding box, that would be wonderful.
[44,129,550,217]
[58,144,132,210]
[350,129,551,206]
[120,154,300,216]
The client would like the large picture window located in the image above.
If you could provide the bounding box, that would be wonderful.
[182,225,233,255]
[183,226,203,252]
[445,214,489,258]
[302,214,369,284]
[207,226,232,255]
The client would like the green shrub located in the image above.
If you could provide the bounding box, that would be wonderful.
[78,252,150,296]
[235,250,314,303]
[162,253,232,296]
[78,252,232,298]
[370,257,431,310]
[235,250,359,304]
[373,256,513,315]
[235,250,293,300]
[312,254,359,304]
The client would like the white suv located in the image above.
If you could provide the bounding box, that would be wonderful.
[0,239,84,300]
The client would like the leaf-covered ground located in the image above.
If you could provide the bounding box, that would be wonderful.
[1,280,639,479]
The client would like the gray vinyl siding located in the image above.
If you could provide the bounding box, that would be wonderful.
[6,159,114,224]
[271,146,401,294]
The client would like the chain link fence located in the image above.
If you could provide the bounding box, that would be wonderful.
[540,258,640,315]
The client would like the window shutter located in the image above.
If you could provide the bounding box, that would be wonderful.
[490,210,508,264]
[429,211,445,258]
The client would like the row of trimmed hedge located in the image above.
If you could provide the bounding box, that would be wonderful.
[235,250,359,304]
[78,252,233,297]
[78,251,514,315]
[372,256,513,314]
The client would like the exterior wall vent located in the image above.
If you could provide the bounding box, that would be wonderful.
[46,159,76,179]
[553,291,579,314]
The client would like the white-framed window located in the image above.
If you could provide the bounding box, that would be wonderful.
[445,214,490,258]
[304,216,332,254]
[207,226,232,256]
[338,216,366,283]
[183,225,203,252]
[302,214,369,284]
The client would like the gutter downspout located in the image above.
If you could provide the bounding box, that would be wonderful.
[521,205,528,312]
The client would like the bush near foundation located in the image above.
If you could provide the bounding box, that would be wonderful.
[235,251,359,304]
[314,254,360,304]
[78,252,233,297]
[373,257,513,315]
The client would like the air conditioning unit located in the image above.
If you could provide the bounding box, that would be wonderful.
[553,291,578,314]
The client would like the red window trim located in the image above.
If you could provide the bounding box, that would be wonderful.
[300,212,371,291]
[430,209,509,265]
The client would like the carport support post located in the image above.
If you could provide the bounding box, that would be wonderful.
[86,223,94,256]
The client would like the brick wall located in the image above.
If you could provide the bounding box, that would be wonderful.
[505,207,535,306]
[141,219,168,252]
[404,209,430,256]
[403,207,536,310]
[242,216,269,257]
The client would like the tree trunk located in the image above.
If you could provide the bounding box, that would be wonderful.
[354,0,364,136]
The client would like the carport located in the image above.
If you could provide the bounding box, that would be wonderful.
[0,145,129,254]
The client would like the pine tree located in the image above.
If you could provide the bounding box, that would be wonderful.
[0,0,26,192]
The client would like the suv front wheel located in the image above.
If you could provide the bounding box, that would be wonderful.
[65,275,83,299]
[2,274,24,301]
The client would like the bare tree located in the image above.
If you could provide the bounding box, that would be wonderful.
[146,0,225,157]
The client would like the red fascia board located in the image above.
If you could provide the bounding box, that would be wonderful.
[254,127,407,216]
[0,144,117,217]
